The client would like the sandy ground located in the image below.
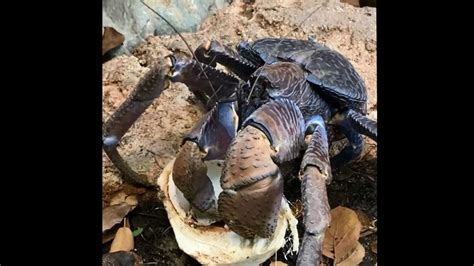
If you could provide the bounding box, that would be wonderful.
[103,0,377,264]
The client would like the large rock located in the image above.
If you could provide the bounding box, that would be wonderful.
[103,0,230,55]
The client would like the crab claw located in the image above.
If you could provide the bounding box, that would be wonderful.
[168,51,239,109]
[195,40,259,80]
[219,98,306,238]
[219,125,284,238]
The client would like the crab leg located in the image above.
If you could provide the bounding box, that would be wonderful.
[170,53,240,109]
[297,115,331,266]
[330,109,376,170]
[347,109,377,141]
[103,65,170,188]
[330,121,364,170]
[195,40,259,80]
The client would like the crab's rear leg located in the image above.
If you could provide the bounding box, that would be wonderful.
[297,116,331,265]
[103,65,170,188]
[347,109,377,141]
[330,109,377,170]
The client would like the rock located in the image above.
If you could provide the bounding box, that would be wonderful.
[103,0,230,56]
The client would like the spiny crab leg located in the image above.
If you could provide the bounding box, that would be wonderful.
[103,65,170,188]
[297,115,331,265]
[346,109,377,141]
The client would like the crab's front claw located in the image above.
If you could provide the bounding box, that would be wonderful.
[172,101,238,219]
[169,52,240,109]
[103,65,170,188]
[219,98,306,238]
[219,125,284,238]
[194,40,259,80]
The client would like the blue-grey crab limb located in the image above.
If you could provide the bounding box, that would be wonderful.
[103,65,169,188]
[329,109,377,170]
[297,115,331,266]
[103,54,240,188]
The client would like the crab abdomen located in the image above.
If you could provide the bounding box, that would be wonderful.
[242,38,368,112]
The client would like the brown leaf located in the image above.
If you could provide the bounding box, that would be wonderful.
[103,251,141,265]
[110,226,134,252]
[110,190,139,207]
[269,262,288,266]
[355,210,371,231]
[102,224,119,244]
[103,202,136,232]
[123,183,147,195]
[337,242,365,266]
[371,239,377,254]
[102,27,124,55]
[322,206,363,263]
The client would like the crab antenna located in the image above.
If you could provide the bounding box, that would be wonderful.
[246,0,328,102]
[140,0,218,99]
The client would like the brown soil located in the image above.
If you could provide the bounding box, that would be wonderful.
[102,0,377,264]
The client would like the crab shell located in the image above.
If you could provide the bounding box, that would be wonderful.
[157,158,300,265]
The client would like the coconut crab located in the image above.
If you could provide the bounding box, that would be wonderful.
[103,38,377,265]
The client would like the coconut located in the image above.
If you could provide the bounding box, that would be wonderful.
[157,158,300,265]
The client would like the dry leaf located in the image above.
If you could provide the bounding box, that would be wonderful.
[110,190,138,207]
[102,225,119,244]
[355,210,371,231]
[270,262,288,266]
[102,27,124,55]
[322,206,363,264]
[110,226,134,252]
[125,195,138,206]
[337,242,365,266]
[103,202,136,232]
[103,251,141,265]
[123,183,147,195]
[371,239,377,254]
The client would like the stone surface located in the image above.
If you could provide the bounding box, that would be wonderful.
[103,0,230,55]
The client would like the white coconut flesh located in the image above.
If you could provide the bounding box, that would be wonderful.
[157,158,300,265]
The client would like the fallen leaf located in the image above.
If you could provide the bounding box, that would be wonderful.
[123,183,147,195]
[355,210,371,231]
[132,227,143,237]
[125,195,138,206]
[103,251,141,265]
[322,206,363,264]
[102,224,119,244]
[337,242,365,266]
[269,261,288,266]
[110,226,134,252]
[371,239,377,254]
[110,189,139,206]
[103,202,136,232]
[102,27,124,55]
